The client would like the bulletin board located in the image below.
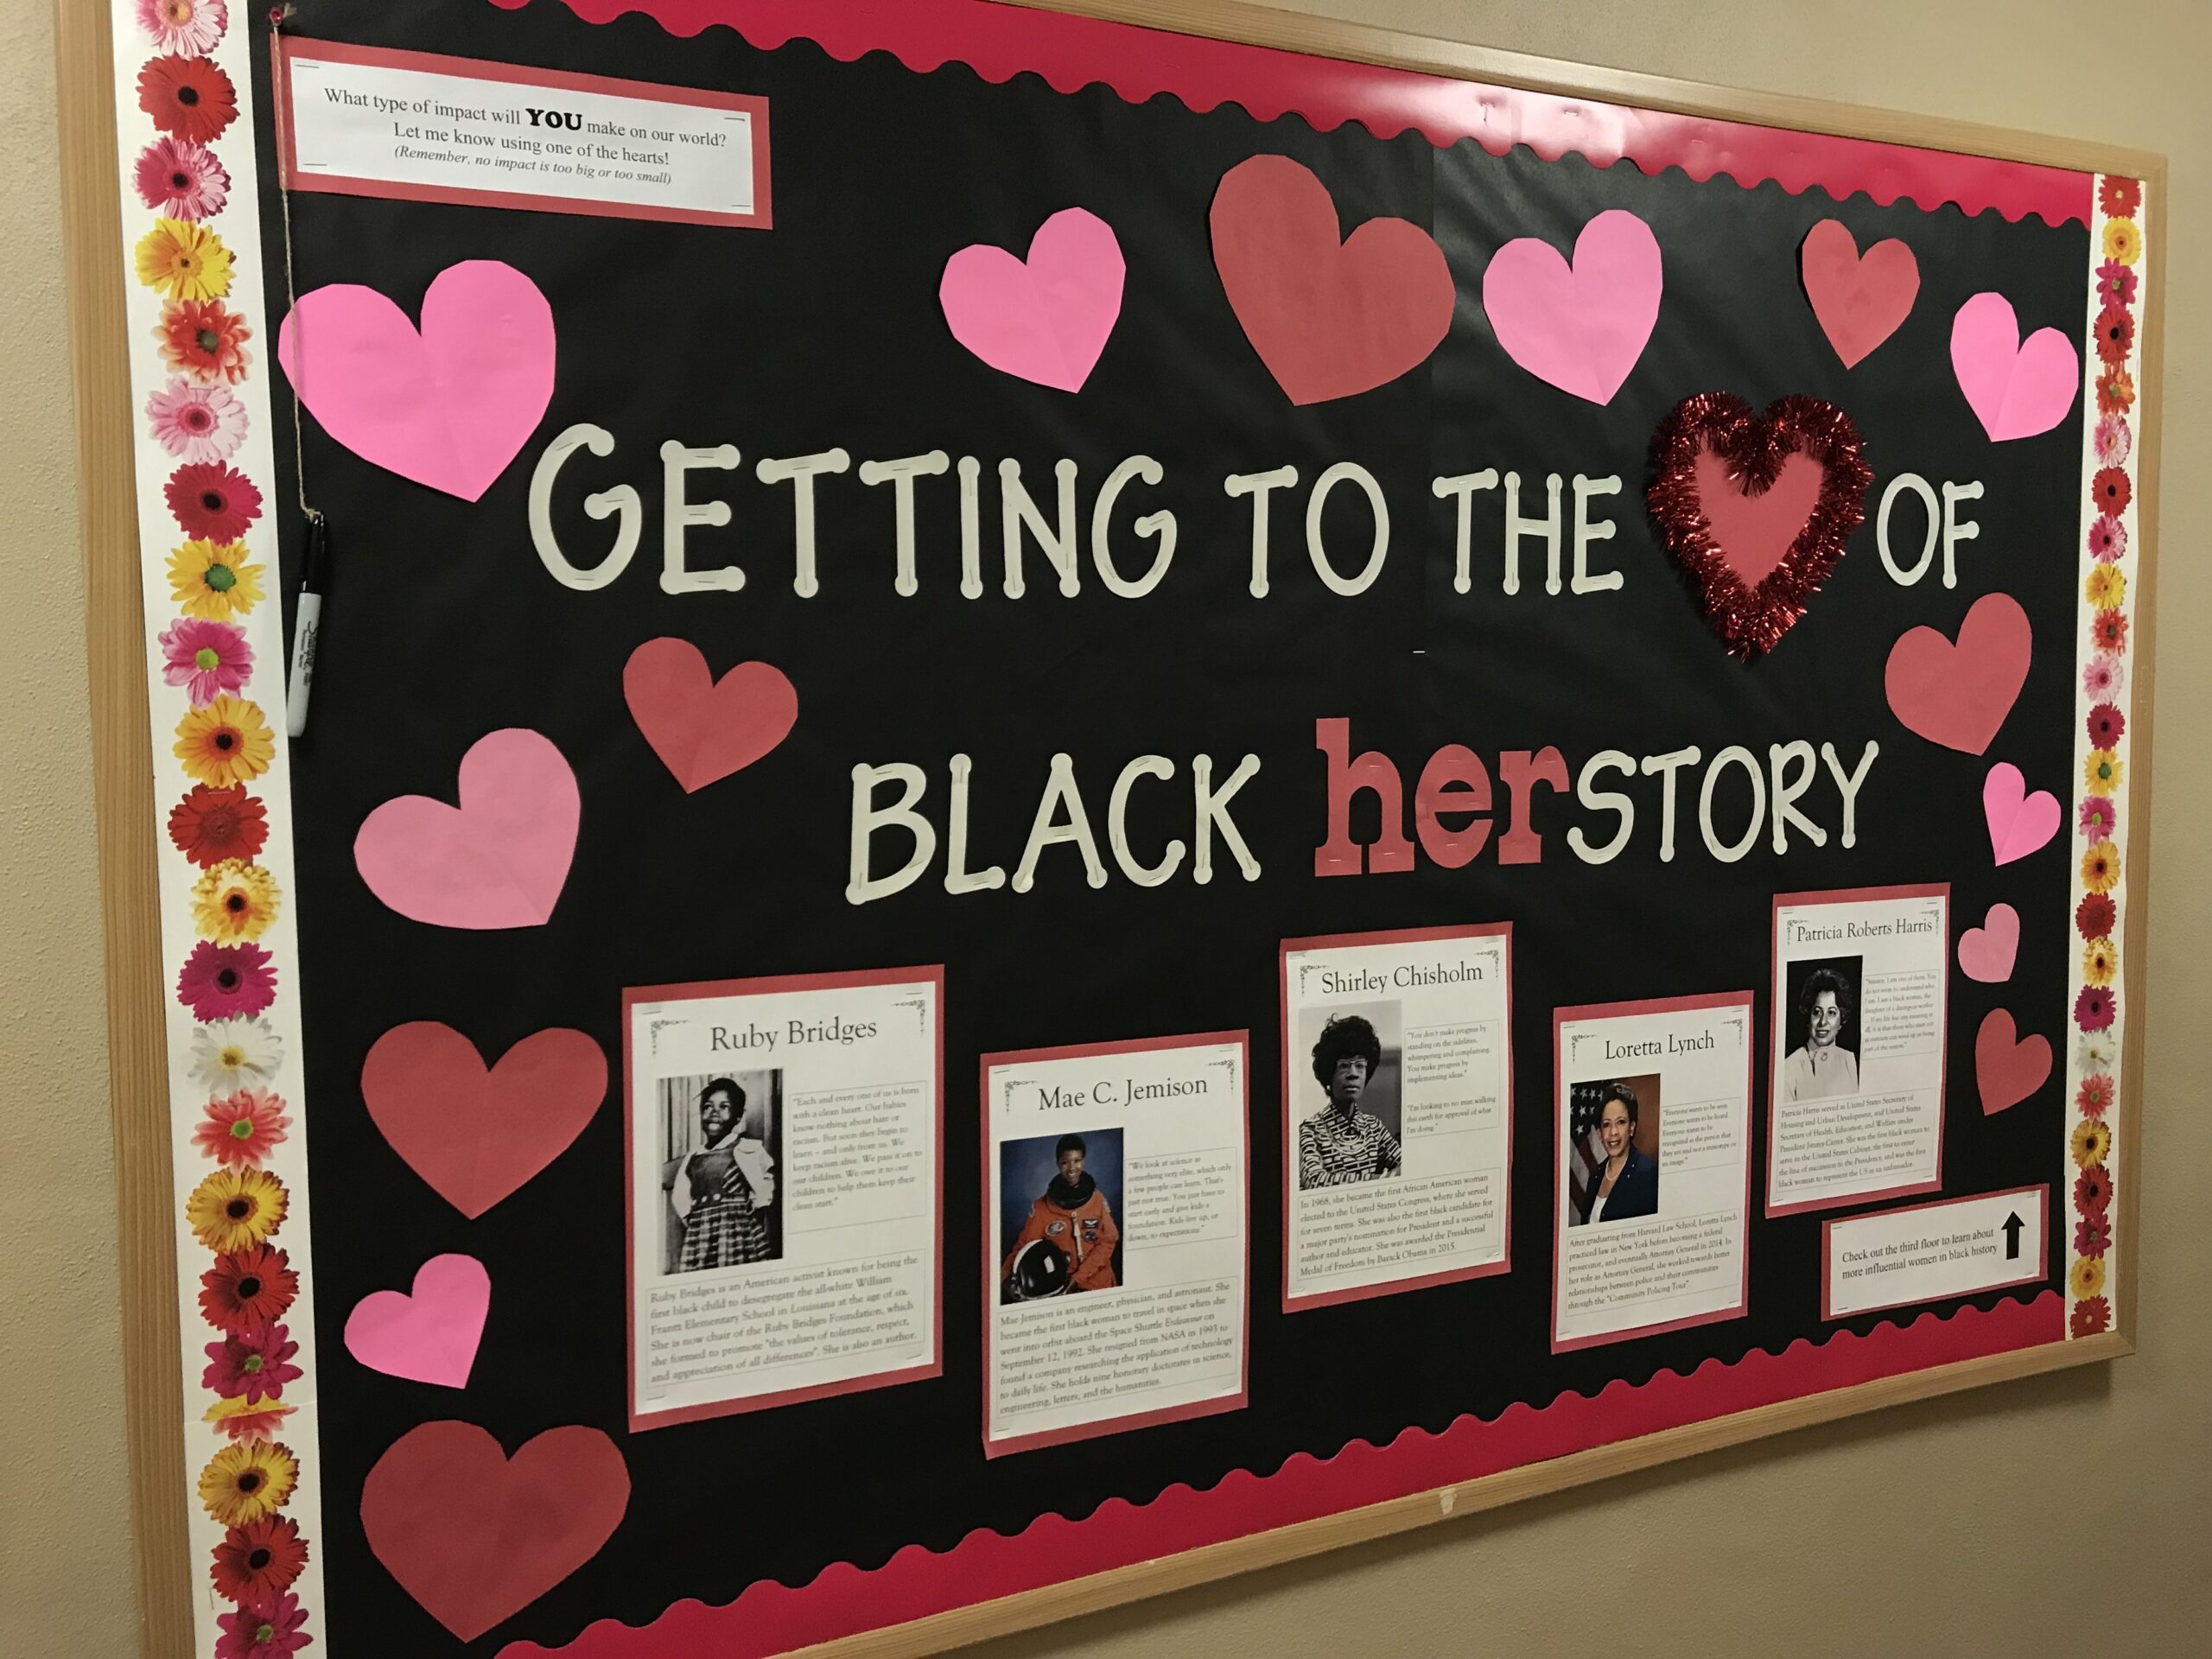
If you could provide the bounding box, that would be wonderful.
[59,0,2161,1655]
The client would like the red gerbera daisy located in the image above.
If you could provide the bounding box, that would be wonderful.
[168,784,269,867]
[2074,1213,2113,1257]
[2075,985,2117,1033]
[177,939,277,1020]
[2091,467,2132,516]
[2096,369,2134,415]
[2087,702,2126,748]
[2069,1294,2112,1338]
[2091,609,2129,653]
[2099,175,2142,219]
[2094,305,2135,367]
[210,1516,310,1605]
[159,297,253,385]
[138,54,238,144]
[167,462,264,543]
[2076,893,2117,940]
[2075,1164,2113,1216]
[202,1323,302,1402]
[199,1244,298,1332]
[215,1587,312,1657]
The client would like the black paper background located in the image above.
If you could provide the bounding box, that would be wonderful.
[252,2,2089,1648]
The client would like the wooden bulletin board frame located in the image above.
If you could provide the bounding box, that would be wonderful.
[56,0,2161,1653]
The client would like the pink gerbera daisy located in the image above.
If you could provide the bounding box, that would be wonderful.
[177,939,277,1020]
[2078,794,2118,841]
[214,1589,312,1659]
[2095,259,2137,308]
[202,1322,302,1402]
[2087,515,2126,563]
[134,135,230,219]
[148,378,247,465]
[137,0,226,56]
[2083,655,2125,701]
[2075,985,2117,1033]
[158,615,253,704]
[2094,415,2133,467]
[192,1086,290,1169]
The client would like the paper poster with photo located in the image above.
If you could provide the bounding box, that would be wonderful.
[624,966,942,1429]
[982,1032,1248,1456]
[1768,885,1950,1215]
[1280,925,1513,1311]
[1552,992,1754,1351]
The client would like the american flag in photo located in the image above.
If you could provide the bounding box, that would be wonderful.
[1568,1083,1610,1216]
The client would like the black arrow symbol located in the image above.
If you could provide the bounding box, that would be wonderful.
[2002,1212,2024,1261]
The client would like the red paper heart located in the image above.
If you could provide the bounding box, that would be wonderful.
[1210,154,1456,406]
[1801,219,1920,369]
[1648,392,1873,659]
[1884,592,2033,754]
[1974,1007,2051,1116]
[624,638,798,793]
[362,1421,629,1642]
[361,1022,607,1218]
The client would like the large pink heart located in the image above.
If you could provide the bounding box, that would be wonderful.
[1801,219,1919,369]
[345,1254,491,1389]
[1983,762,2061,867]
[354,729,578,929]
[1482,209,1662,404]
[1950,292,2080,442]
[360,1022,607,1218]
[277,260,555,501]
[624,639,798,793]
[1974,1008,2051,1115]
[940,207,1124,392]
[1885,592,2034,754]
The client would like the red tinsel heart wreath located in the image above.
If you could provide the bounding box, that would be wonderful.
[1647,392,1873,659]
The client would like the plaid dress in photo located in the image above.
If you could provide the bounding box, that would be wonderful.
[678,1155,772,1269]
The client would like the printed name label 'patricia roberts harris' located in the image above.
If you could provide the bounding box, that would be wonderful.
[1768,886,1950,1216]
[1552,991,1755,1351]
[983,1032,1249,1456]
[1281,925,1513,1311]
[625,967,941,1430]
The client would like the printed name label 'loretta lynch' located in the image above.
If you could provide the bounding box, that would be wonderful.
[625,968,942,1430]
[1281,925,1514,1312]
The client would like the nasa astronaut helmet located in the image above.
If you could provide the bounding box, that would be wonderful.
[1009,1237,1071,1300]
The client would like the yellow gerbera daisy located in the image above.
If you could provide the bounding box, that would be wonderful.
[175,695,273,789]
[2086,564,2127,610]
[198,1440,296,1527]
[2083,938,2118,987]
[185,1166,288,1252]
[134,217,232,302]
[2102,218,2141,267]
[168,540,265,620]
[191,859,282,942]
[2069,1255,2107,1300]
[2083,749,2125,797]
[2081,840,2121,893]
[203,1394,298,1446]
[2071,1118,2113,1169]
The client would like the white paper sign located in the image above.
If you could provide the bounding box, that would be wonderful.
[1824,1187,2047,1319]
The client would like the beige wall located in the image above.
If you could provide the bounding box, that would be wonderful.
[10,0,2208,1653]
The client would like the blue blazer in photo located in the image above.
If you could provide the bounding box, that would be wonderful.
[1580,1143,1659,1224]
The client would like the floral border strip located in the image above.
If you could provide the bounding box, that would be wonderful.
[2064,175,2144,1339]
[111,0,324,1652]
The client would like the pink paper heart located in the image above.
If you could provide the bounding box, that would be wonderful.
[1950,292,2081,442]
[941,207,1125,392]
[1957,903,2021,984]
[355,729,579,929]
[1482,209,1662,404]
[277,260,555,500]
[623,639,798,793]
[1800,219,1919,369]
[346,1254,491,1389]
[1885,593,2034,755]
[1983,762,2060,867]
[1974,1008,2051,1115]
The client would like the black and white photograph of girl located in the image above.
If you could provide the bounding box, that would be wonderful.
[1780,957,1863,1103]
[658,1071,782,1274]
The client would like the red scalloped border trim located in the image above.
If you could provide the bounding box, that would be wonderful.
[486,0,2089,226]
[500,1292,2060,1657]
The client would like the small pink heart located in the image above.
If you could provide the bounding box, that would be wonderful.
[623,639,798,793]
[1957,903,2021,984]
[1483,209,1663,405]
[1950,292,2081,442]
[941,207,1125,393]
[354,729,579,929]
[1885,592,2034,755]
[346,1254,491,1389]
[278,261,555,500]
[1983,762,2061,867]
[1975,1008,2051,1115]
[1800,219,1919,369]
